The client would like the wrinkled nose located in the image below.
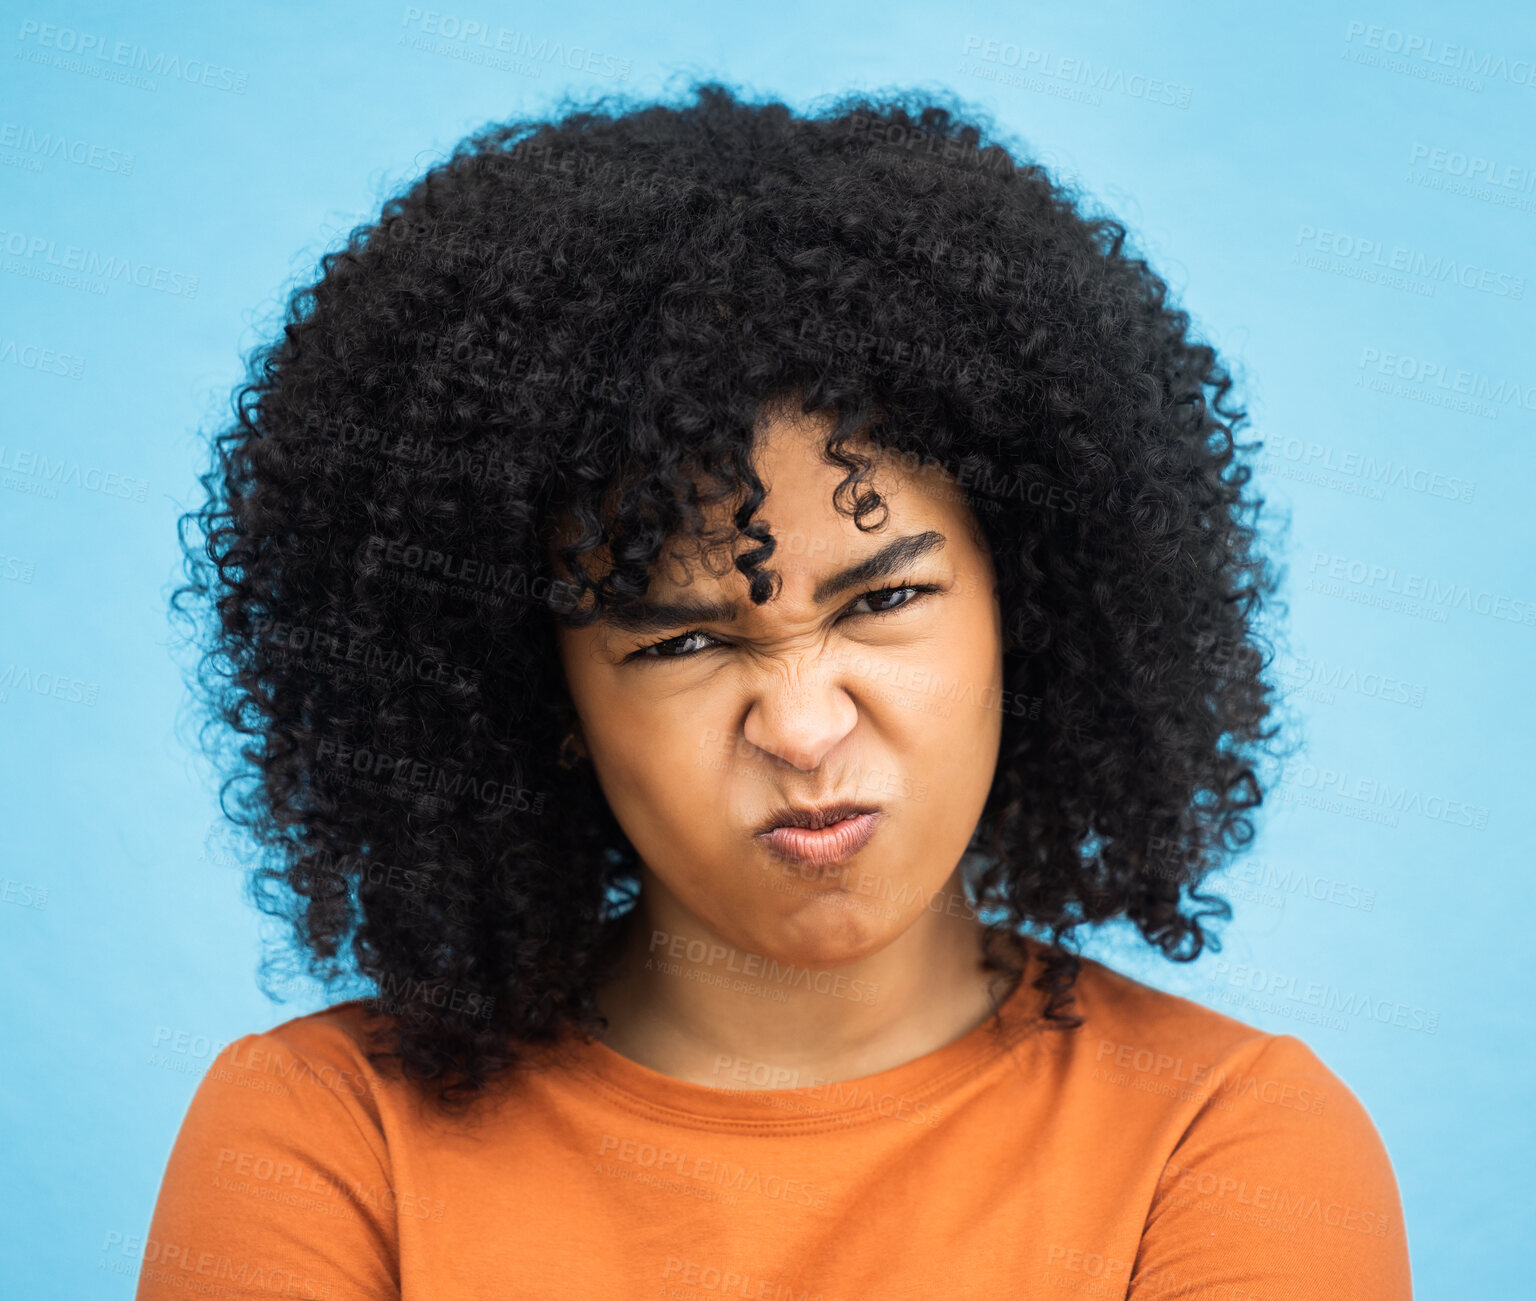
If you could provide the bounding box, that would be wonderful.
[739,652,858,771]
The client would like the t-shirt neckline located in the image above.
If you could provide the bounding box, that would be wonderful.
[558,940,1040,1132]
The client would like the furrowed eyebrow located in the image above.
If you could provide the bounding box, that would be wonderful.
[812,529,947,603]
[599,530,948,636]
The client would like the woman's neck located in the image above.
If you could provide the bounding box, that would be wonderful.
[587,876,1027,1089]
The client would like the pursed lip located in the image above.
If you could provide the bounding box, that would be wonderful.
[755,800,883,836]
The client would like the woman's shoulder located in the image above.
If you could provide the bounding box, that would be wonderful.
[224,997,383,1072]
[1049,952,1413,1292]
[194,998,404,1130]
[1050,945,1402,1205]
[1062,943,1313,1069]
[1022,942,1391,1144]
[139,1001,411,1298]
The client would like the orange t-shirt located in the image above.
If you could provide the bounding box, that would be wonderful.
[134,939,1412,1300]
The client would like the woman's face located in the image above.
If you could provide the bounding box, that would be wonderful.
[554,409,1005,968]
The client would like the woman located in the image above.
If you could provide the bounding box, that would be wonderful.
[145,83,1411,1298]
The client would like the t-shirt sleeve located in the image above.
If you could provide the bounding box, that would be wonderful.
[1129,1033,1412,1301]
[134,1030,401,1300]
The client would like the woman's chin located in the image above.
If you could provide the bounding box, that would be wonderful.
[759,906,892,967]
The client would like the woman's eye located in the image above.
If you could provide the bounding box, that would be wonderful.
[638,630,718,660]
[849,585,921,616]
[630,583,936,662]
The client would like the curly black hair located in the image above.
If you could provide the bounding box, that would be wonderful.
[173,80,1283,1112]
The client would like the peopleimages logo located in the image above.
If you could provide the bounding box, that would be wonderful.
[1261,436,1475,504]
[1309,551,1536,627]
[1279,759,1490,830]
[398,8,631,79]
[1206,960,1439,1035]
[0,122,134,174]
[0,444,149,501]
[597,1132,832,1211]
[1294,224,1525,298]
[1357,346,1536,423]
[646,929,880,1006]
[1343,20,1536,88]
[1231,859,1378,912]
[1409,142,1536,193]
[0,338,85,379]
[15,20,249,93]
[1279,654,1426,709]
[959,35,1193,107]
[0,228,198,296]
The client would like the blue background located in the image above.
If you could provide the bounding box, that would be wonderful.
[2,0,1530,1293]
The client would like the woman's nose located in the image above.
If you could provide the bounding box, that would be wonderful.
[737,653,859,772]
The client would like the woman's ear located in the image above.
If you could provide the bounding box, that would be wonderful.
[556,727,588,770]
[551,691,590,766]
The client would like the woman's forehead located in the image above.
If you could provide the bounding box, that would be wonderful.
[550,464,967,585]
